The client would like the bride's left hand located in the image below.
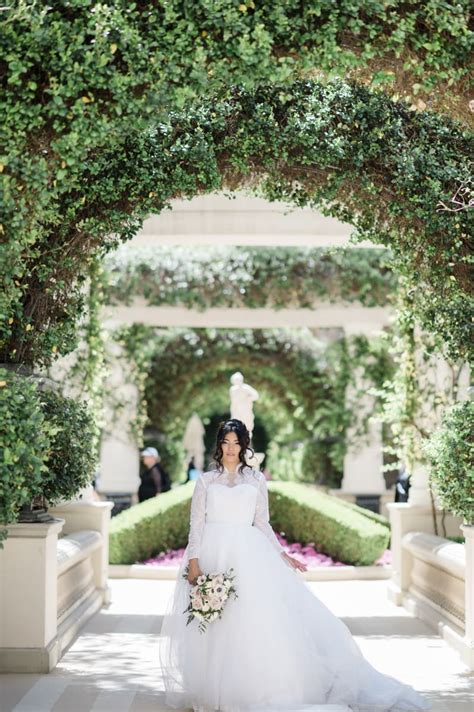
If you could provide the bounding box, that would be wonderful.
[281,551,307,572]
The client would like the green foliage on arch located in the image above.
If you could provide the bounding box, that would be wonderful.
[103,244,397,308]
[2,80,471,366]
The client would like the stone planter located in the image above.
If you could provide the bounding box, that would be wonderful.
[0,518,65,673]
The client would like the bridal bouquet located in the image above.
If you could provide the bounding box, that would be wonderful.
[183,566,238,633]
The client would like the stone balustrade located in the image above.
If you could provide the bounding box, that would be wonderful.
[0,501,112,673]
[387,501,473,670]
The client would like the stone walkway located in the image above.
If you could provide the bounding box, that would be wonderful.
[1,579,472,712]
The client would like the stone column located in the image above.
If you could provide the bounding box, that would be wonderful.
[340,323,386,497]
[97,332,141,497]
[0,518,64,672]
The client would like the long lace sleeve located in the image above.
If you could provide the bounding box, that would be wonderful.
[187,475,207,559]
[253,473,285,554]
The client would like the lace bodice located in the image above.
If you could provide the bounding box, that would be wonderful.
[187,464,285,559]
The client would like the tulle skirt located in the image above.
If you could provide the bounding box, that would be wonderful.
[159,521,431,712]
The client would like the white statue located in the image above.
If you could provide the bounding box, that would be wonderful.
[229,372,259,438]
[182,412,205,471]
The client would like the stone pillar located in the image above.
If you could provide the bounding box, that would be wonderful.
[407,462,432,507]
[341,415,385,494]
[0,519,64,672]
[340,324,386,497]
[97,333,141,497]
[49,501,114,605]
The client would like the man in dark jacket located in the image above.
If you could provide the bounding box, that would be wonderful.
[138,447,170,502]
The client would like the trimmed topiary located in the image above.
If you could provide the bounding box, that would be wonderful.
[0,368,52,540]
[425,400,474,525]
[0,368,98,543]
[38,389,98,506]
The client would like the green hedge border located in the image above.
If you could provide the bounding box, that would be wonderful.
[109,480,390,566]
[267,482,389,566]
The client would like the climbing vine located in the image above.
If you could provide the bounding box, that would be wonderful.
[377,280,470,477]
[103,245,396,309]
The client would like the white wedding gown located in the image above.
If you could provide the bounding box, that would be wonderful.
[159,465,431,712]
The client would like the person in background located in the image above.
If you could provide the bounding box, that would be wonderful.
[138,447,170,502]
[394,465,411,503]
[184,456,201,483]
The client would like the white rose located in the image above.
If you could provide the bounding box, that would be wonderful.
[210,595,225,610]
[196,575,206,585]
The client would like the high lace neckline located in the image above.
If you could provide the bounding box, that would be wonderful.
[221,462,245,475]
[213,462,249,486]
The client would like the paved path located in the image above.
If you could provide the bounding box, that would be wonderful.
[1,579,472,712]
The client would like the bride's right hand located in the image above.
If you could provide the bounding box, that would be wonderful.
[187,559,203,585]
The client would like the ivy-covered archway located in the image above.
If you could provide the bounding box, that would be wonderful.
[4,80,471,366]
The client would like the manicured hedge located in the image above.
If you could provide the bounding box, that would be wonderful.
[267,482,389,566]
[109,480,389,566]
[109,484,193,565]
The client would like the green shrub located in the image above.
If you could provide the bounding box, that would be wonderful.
[109,484,194,565]
[0,368,52,537]
[425,400,474,525]
[0,368,98,543]
[265,441,306,483]
[109,480,389,566]
[38,389,98,505]
[268,482,389,565]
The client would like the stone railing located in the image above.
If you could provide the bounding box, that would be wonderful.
[0,501,112,673]
[402,532,465,633]
[387,502,473,670]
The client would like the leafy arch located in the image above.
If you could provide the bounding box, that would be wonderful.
[6,80,472,365]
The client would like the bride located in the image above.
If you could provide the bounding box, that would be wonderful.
[159,419,431,712]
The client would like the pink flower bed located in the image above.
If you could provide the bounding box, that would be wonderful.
[140,531,391,567]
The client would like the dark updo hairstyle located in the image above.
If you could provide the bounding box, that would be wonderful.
[212,419,254,473]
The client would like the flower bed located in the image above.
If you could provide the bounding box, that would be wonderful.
[140,532,392,568]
